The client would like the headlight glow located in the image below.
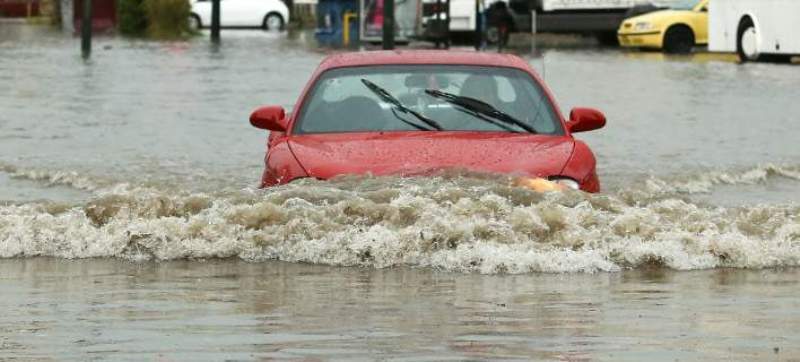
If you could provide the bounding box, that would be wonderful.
[551,177,580,190]
[512,177,580,192]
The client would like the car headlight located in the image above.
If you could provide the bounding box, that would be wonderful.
[550,177,580,191]
[634,22,653,31]
[512,177,581,192]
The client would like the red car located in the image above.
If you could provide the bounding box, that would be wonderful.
[250,51,605,192]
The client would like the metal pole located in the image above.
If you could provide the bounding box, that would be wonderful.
[211,0,221,42]
[343,12,357,47]
[530,9,537,54]
[444,0,450,48]
[434,0,441,48]
[81,0,92,57]
[382,0,394,50]
[473,0,480,50]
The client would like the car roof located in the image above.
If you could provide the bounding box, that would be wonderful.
[317,50,532,71]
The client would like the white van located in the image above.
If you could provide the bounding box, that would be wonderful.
[421,0,681,36]
[709,0,800,62]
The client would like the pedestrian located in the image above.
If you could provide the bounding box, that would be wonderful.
[487,1,514,52]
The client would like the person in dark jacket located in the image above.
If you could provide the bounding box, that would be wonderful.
[486,1,514,51]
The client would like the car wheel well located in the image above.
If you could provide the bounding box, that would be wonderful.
[737,16,757,62]
[737,15,754,32]
[662,23,695,54]
[664,23,694,39]
[263,12,285,30]
[737,15,755,43]
[189,13,202,27]
[736,16,791,63]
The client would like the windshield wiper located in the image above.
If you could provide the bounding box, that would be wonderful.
[361,79,443,131]
[424,89,537,134]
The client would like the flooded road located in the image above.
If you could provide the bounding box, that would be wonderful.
[2,24,800,359]
[3,259,799,360]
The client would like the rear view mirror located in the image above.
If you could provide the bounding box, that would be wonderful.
[568,108,606,133]
[250,106,288,132]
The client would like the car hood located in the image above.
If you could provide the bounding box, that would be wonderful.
[288,132,575,179]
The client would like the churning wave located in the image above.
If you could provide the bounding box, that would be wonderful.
[1,163,799,273]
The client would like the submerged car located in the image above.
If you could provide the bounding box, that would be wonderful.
[249,51,606,192]
[618,0,708,54]
[189,0,289,31]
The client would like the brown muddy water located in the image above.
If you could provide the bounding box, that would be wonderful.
[1,24,800,360]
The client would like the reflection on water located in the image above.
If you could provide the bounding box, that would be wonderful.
[1,259,798,360]
[620,49,741,63]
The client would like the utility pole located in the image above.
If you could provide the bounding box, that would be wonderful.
[434,0,441,48]
[81,0,92,57]
[211,0,221,42]
[445,0,451,48]
[382,0,394,50]
[473,0,481,50]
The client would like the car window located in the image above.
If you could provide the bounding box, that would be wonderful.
[294,65,562,135]
[671,0,701,10]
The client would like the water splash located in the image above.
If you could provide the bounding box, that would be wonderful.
[1,164,799,273]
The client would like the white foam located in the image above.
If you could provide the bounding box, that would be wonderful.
[1,164,799,273]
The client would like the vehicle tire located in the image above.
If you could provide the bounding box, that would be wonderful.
[188,14,202,31]
[485,26,500,45]
[263,12,284,31]
[662,25,694,54]
[737,17,760,62]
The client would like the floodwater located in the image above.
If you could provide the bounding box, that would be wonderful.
[2,24,800,360]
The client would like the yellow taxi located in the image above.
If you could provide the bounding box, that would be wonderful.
[618,0,708,54]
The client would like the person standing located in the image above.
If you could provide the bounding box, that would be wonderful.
[486,1,514,52]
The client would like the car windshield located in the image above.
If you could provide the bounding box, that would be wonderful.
[293,65,563,135]
[671,0,701,10]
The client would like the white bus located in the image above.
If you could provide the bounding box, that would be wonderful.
[421,0,681,38]
[709,0,800,62]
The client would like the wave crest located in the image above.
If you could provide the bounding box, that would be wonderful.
[1,168,799,273]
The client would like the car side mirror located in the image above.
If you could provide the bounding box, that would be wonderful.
[250,106,288,132]
[568,107,606,133]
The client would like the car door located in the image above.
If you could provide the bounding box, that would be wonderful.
[234,0,268,27]
[252,0,275,26]
[221,0,252,26]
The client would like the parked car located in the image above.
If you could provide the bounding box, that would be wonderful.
[709,0,800,63]
[189,0,289,30]
[248,51,606,192]
[618,0,708,53]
